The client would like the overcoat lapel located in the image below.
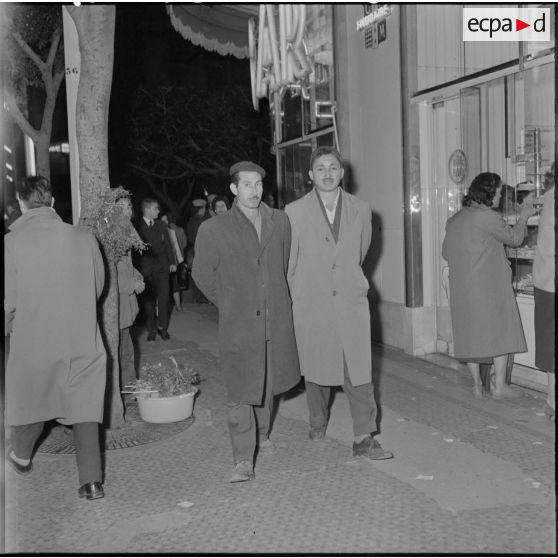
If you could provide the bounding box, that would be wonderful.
[258,204,275,255]
[336,190,358,257]
[309,189,336,251]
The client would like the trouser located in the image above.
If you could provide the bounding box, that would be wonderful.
[10,421,102,485]
[227,341,273,465]
[305,356,377,437]
[119,327,136,388]
[143,269,170,333]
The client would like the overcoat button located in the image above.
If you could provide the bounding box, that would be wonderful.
[256,310,261,316]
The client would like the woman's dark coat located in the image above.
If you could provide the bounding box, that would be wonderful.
[192,201,300,404]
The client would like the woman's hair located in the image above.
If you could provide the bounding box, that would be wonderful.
[462,172,501,207]
[211,195,231,212]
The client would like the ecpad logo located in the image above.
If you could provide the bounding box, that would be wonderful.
[463,7,550,42]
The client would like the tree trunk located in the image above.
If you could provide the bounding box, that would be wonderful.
[68,5,115,227]
[68,5,124,429]
[35,134,51,181]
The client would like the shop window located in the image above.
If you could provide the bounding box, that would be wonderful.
[277,5,334,142]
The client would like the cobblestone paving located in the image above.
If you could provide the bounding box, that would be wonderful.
[4,304,555,554]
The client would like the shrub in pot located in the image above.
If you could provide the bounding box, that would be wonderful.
[123,356,201,423]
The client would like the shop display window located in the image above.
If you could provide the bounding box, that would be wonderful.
[278,4,334,142]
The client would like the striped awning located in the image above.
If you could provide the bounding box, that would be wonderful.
[166,4,259,59]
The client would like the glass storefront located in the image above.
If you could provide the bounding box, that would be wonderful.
[271,5,336,207]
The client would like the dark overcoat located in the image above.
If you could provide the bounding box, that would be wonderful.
[192,202,300,404]
[442,205,527,359]
[285,189,373,386]
[4,208,107,426]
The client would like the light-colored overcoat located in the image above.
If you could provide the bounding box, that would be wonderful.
[442,205,527,359]
[4,207,107,426]
[285,189,372,386]
[192,202,301,404]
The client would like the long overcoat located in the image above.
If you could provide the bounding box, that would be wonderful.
[4,208,107,426]
[192,202,300,404]
[442,205,527,359]
[285,189,372,386]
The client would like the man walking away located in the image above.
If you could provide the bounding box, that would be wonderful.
[4,176,107,500]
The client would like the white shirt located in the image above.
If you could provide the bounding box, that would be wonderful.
[143,216,154,227]
[321,189,340,224]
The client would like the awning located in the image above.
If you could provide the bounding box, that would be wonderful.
[167,4,259,59]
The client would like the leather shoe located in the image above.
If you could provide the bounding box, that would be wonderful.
[78,481,104,500]
[160,331,170,340]
[147,332,157,341]
[6,450,33,475]
[229,461,255,483]
[353,436,393,460]
[309,427,325,440]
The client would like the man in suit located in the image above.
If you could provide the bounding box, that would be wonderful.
[192,161,300,483]
[135,198,176,340]
[285,146,393,460]
[5,176,107,500]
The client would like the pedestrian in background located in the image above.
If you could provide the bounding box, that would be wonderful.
[161,211,185,312]
[4,176,107,500]
[442,172,536,399]
[285,146,393,461]
[186,199,210,303]
[533,163,555,420]
[116,193,145,390]
[135,198,176,340]
[193,161,300,483]
[211,195,231,216]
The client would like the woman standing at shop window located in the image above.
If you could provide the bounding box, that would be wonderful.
[442,172,536,399]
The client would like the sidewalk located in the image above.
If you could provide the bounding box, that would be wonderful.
[4,302,555,554]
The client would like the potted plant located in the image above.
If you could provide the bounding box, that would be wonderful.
[122,356,201,423]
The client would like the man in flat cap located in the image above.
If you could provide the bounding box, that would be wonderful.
[193,161,300,483]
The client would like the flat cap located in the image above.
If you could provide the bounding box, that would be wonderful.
[229,161,266,179]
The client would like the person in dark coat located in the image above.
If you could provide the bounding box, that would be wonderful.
[193,161,301,483]
[4,176,107,500]
[186,199,210,302]
[442,172,536,399]
[134,198,176,340]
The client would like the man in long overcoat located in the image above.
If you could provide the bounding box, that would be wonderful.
[193,161,300,483]
[285,146,393,460]
[4,176,107,500]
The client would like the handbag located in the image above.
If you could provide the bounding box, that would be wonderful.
[177,261,190,290]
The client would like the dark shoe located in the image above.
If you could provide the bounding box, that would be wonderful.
[160,331,170,340]
[147,332,157,341]
[309,427,325,440]
[353,436,393,460]
[6,450,33,475]
[229,461,255,483]
[78,481,104,500]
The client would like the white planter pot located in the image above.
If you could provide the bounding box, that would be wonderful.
[137,389,197,423]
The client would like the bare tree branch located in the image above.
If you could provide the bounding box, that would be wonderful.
[12,31,46,73]
[45,26,62,69]
[129,164,191,181]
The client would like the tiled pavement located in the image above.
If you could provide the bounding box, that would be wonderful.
[3,302,555,554]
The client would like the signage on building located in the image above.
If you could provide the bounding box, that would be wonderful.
[248,4,312,111]
[356,4,391,49]
[448,149,468,185]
